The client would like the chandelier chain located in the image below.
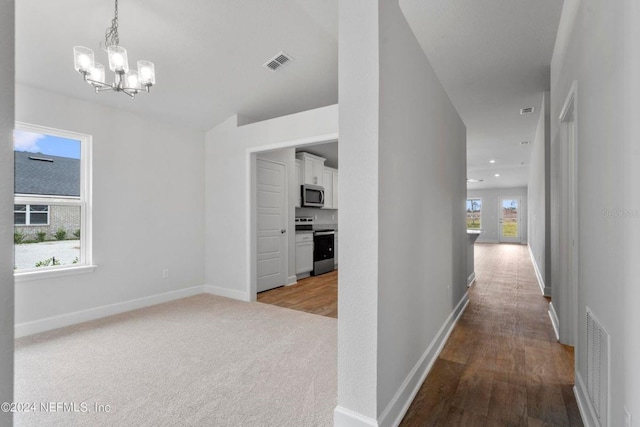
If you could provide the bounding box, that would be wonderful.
[104,0,119,48]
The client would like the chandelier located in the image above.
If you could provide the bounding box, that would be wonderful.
[73,0,156,98]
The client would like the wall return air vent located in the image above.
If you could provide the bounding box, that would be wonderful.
[520,107,535,115]
[263,52,294,72]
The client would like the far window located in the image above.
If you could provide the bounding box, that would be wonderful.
[14,204,50,226]
[466,198,482,230]
[13,124,92,274]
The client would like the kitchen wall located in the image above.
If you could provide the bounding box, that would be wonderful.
[467,187,528,244]
[14,85,206,329]
[204,106,338,301]
[0,1,15,424]
[295,207,338,227]
[527,92,551,295]
[257,148,297,284]
[337,0,467,424]
[550,0,629,424]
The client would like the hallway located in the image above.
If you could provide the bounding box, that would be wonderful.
[401,244,582,426]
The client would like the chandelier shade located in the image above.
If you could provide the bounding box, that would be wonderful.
[73,0,155,98]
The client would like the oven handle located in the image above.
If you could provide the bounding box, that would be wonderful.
[314,231,335,236]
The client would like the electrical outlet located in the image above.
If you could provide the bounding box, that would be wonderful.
[625,406,632,427]
[162,269,170,279]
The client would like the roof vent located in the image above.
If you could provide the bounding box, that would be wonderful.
[263,51,293,72]
[28,156,54,162]
[520,107,535,115]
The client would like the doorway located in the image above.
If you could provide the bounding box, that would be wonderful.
[499,198,521,243]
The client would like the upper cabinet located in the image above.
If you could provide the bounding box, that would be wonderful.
[295,159,302,208]
[296,152,325,186]
[322,167,339,210]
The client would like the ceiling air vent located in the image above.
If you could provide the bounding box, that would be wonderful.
[520,107,535,115]
[263,51,293,72]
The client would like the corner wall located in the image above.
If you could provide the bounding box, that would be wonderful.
[550,0,626,424]
[337,0,467,424]
[0,1,15,425]
[14,85,206,329]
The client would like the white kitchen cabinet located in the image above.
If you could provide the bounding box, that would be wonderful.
[295,233,314,275]
[334,232,338,268]
[321,167,338,210]
[295,159,302,208]
[296,152,325,186]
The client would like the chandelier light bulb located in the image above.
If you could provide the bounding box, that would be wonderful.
[89,63,105,84]
[137,60,156,86]
[73,46,95,73]
[107,45,129,73]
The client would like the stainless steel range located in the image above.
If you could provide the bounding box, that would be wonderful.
[312,229,335,276]
[295,217,335,276]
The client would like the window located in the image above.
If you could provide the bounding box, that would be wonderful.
[13,123,93,277]
[466,198,482,230]
[14,204,50,226]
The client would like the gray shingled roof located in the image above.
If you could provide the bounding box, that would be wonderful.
[14,151,80,197]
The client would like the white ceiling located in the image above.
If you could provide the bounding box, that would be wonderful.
[400,0,563,190]
[296,141,338,169]
[16,0,338,131]
[17,1,563,190]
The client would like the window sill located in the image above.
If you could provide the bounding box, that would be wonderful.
[14,265,97,283]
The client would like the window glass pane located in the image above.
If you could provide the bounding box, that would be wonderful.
[466,198,482,229]
[14,205,81,271]
[29,213,48,225]
[14,212,26,225]
[14,204,26,212]
[30,205,49,212]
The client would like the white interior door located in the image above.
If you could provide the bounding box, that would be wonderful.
[499,198,521,243]
[256,159,287,292]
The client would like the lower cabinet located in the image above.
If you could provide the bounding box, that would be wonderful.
[334,232,338,268]
[295,233,314,275]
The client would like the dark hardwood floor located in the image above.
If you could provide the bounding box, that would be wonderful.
[400,243,583,426]
[257,269,337,318]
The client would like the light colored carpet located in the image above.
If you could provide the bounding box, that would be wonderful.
[14,294,337,426]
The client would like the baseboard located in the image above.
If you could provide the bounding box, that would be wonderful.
[377,292,470,427]
[476,239,499,244]
[548,302,560,341]
[203,285,250,302]
[528,244,551,296]
[286,275,297,286]
[334,406,378,427]
[574,371,597,427]
[467,272,476,287]
[15,285,207,338]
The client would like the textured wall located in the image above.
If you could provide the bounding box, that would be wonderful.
[0,1,15,425]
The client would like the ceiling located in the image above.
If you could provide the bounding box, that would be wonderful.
[16,0,338,131]
[400,0,563,190]
[17,1,563,190]
[296,142,338,169]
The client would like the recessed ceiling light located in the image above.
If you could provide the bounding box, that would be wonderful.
[494,173,500,177]
[489,159,496,164]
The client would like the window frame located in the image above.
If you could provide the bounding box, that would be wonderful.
[14,204,50,226]
[466,198,482,230]
[14,122,95,281]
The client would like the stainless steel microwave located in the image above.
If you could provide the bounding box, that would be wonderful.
[301,184,324,208]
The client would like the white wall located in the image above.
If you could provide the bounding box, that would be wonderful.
[550,0,627,424]
[467,187,528,244]
[14,85,205,326]
[256,148,296,283]
[623,0,640,420]
[204,106,338,300]
[337,0,467,424]
[0,1,14,425]
[527,93,551,295]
